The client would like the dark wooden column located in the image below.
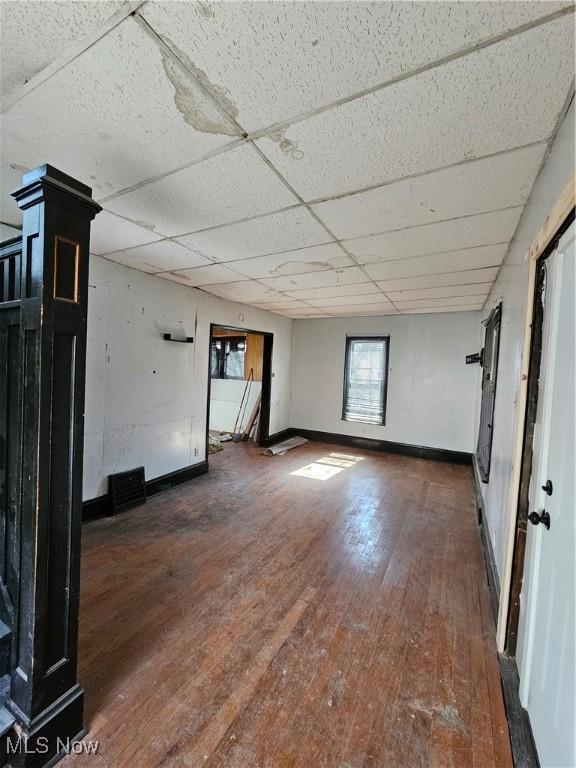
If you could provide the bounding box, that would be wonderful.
[6,166,100,766]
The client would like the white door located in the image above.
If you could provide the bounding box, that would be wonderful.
[516,222,575,768]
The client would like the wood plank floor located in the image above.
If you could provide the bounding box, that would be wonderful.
[64,441,512,768]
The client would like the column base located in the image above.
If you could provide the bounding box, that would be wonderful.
[3,685,85,768]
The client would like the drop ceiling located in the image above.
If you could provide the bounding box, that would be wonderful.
[1,0,574,318]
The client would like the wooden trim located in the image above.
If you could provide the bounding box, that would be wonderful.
[82,495,111,521]
[82,461,209,521]
[528,174,575,262]
[260,427,294,447]
[472,456,500,623]
[342,336,390,426]
[496,201,576,652]
[146,460,209,496]
[269,427,472,465]
[53,235,79,303]
[497,186,575,651]
[498,654,540,768]
[206,323,273,457]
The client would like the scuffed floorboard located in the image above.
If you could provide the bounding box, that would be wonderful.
[63,441,512,768]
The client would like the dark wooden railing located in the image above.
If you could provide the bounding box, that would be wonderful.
[0,237,22,304]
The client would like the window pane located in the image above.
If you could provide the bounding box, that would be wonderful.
[224,340,245,380]
[343,339,387,425]
[210,341,222,378]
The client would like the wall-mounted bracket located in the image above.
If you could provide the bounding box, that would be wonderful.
[466,351,482,365]
[163,333,194,343]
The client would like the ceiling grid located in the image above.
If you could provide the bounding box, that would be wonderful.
[1,0,574,317]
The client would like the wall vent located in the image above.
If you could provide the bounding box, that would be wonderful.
[109,467,146,514]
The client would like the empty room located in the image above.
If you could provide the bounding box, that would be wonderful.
[0,2,574,767]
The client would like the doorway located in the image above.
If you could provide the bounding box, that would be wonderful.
[504,218,574,767]
[206,324,273,461]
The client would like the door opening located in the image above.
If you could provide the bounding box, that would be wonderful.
[503,210,574,767]
[206,324,273,461]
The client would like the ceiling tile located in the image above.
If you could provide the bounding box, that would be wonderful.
[326,304,399,316]
[375,267,499,292]
[346,207,521,265]
[1,1,126,97]
[387,283,493,302]
[307,293,390,308]
[282,283,382,300]
[196,280,285,304]
[104,143,297,236]
[158,263,246,286]
[256,16,574,200]
[260,265,371,292]
[251,300,311,311]
[175,206,328,261]
[91,211,162,255]
[1,16,241,200]
[0,162,26,226]
[140,1,571,132]
[364,245,507,281]
[401,304,484,314]
[312,145,544,239]
[229,243,353,280]
[396,296,488,309]
[103,240,214,273]
[275,307,331,317]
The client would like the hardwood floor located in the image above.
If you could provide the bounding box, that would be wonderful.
[64,441,512,768]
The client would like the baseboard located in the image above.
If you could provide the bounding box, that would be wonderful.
[82,461,209,522]
[260,428,294,447]
[82,495,110,521]
[498,654,540,768]
[283,427,472,465]
[146,460,208,497]
[472,455,500,622]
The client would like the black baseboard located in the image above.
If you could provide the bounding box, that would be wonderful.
[281,427,472,465]
[472,455,500,622]
[82,460,209,522]
[499,654,540,768]
[146,460,208,497]
[82,494,111,521]
[260,428,294,447]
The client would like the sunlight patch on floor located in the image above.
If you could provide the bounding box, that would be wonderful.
[290,452,364,481]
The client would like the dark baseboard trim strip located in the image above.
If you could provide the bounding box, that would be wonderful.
[146,460,209,497]
[82,461,209,522]
[499,654,540,768]
[82,494,111,522]
[260,428,294,447]
[281,427,472,465]
[472,455,500,623]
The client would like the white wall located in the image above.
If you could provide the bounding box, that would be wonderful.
[83,255,293,499]
[478,101,575,580]
[290,312,481,453]
[209,379,262,433]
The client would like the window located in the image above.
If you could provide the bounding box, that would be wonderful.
[211,337,246,380]
[476,304,501,482]
[342,337,389,426]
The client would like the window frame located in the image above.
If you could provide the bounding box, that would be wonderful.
[341,335,390,427]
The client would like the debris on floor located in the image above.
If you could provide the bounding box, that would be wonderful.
[263,436,309,456]
[208,431,226,453]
